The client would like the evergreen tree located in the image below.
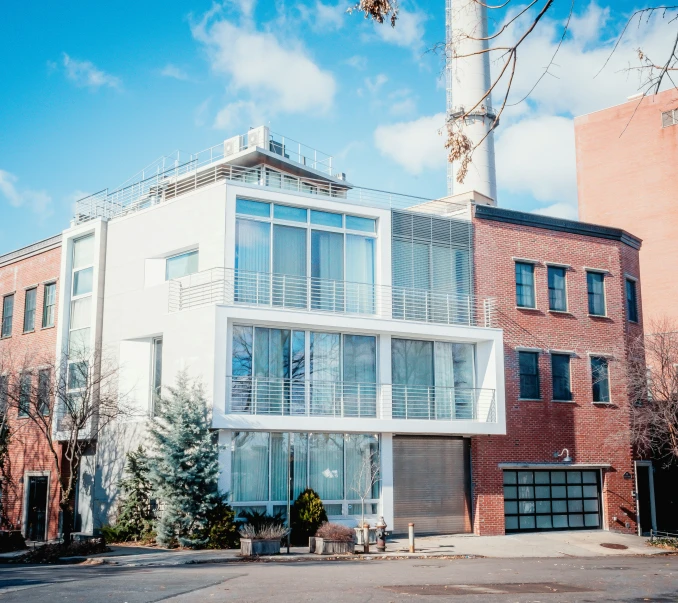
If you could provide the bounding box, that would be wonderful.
[149,372,222,548]
[115,445,155,541]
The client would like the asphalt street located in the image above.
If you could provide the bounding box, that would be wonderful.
[0,555,676,602]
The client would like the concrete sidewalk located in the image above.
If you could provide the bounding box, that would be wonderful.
[77,530,668,567]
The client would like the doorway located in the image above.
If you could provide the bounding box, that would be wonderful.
[26,476,49,541]
[635,461,657,536]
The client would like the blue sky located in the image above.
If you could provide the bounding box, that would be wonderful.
[0,0,674,254]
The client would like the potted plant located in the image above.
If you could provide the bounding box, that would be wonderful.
[239,523,289,557]
[309,522,355,555]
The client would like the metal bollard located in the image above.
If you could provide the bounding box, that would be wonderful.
[376,516,387,553]
[408,522,415,553]
[363,523,370,554]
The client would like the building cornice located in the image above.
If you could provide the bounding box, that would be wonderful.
[474,205,642,250]
[0,234,62,268]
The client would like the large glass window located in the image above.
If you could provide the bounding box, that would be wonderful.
[0,375,7,414]
[547,266,567,312]
[235,198,377,314]
[23,288,37,333]
[519,351,540,400]
[42,283,56,328]
[151,337,163,414]
[38,369,51,415]
[551,354,572,401]
[230,327,376,417]
[591,356,610,403]
[515,262,536,308]
[587,271,606,316]
[626,279,639,323]
[1,294,14,338]
[165,250,199,281]
[18,373,31,417]
[231,431,379,516]
[392,338,475,419]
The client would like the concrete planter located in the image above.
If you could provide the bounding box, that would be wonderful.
[240,538,280,557]
[354,527,377,545]
[309,537,355,555]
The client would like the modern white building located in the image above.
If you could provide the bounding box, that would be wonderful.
[57,127,505,535]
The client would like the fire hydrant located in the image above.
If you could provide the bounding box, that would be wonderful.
[376,516,387,552]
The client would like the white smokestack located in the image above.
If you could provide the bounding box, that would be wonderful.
[446,0,498,203]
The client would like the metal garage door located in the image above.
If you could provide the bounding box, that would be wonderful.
[503,469,602,532]
[393,436,472,534]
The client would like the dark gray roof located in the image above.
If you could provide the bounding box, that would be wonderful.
[0,234,62,268]
[475,205,642,250]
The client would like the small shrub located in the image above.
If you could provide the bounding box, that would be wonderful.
[315,522,355,542]
[239,523,289,540]
[649,537,678,550]
[206,499,240,549]
[240,509,285,532]
[290,488,327,545]
[0,530,26,553]
[16,538,108,564]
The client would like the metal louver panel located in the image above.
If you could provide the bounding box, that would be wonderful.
[393,436,472,534]
[391,210,473,295]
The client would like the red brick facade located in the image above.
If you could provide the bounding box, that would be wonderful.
[0,238,62,540]
[471,208,643,535]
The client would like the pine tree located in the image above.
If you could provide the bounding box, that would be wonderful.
[115,445,155,541]
[149,372,222,548]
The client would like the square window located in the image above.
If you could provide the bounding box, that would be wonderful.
[518,486,534,499]
[585,513,600,527]
[550,471,566,484]
[582,471,597,484]
[311,210,342,228]
[535,472,550,484]
[518,472,534,484]
[584,499,599,512]
[166,250,199,280]
[505,516,519,530]
[566,471,582,484]
[552,514,568,528]
[519,501,535,514]
[568,500,584,513]
[504,486,517,499]
[346,215,376,232]
[536,515,553,529]
[552,499,567,513]
[568,514,584,527]
[535,486,550,499]
[536,501,551,513]
[567,485,583,498]
[519,516,536,530]
[274,204,307,222]
[583,485,598,498]
[503,471,517,485]
[504,501,518,514]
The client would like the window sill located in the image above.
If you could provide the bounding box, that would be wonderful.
[518,398,542,402]
[22,330,35,335]
[516,306,541,312]
[41,325,55,331]
[548,310,572,315]
[592,401,613,406]
[588,314,611,320]
[0,335,11,340]
[551,399,575,404]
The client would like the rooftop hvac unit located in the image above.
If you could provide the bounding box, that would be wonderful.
[335,172,347,181]
[247,125,269,150]
[224,135,243,157]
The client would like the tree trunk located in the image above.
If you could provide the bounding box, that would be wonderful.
[61,502,73,545]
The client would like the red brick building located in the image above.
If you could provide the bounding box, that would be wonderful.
[0,235,62,541]
[471,206,643,535]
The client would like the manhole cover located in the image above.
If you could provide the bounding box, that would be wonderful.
[600,543,629,550]
[383,583,593,596]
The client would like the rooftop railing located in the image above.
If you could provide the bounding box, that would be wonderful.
[168,268,497,328]
[227,376,496,423]
[73,150,467,224]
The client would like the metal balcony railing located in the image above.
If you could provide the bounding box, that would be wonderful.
[388,384,496,422]
[226,377,497,423]
[168,268,497,328]
[229,377,379,418]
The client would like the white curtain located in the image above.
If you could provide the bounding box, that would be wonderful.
[235,219,271,303]
[232,432,269,502]
[309,433,344,500]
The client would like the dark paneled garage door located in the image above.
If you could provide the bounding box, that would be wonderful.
[503,469,602,532]
[393,436,471,534]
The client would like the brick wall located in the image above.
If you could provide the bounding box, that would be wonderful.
[472,212,641,535]
[0,243,62,540]
[575,88,678,325]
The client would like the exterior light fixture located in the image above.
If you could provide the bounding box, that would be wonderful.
[553,448,572,463]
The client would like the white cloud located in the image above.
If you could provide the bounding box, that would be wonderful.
[365,73,388,94]
[298,1,347,31]
[62,53,120,89]
[191,7,336,126]
[345,55,367,70]
[374,113,446,174]
[0,170,52,216]
[160,64,190,81]
[533,202,579,221]
[374,8,426,53]
[389,97,417,116]
[213,100,261,130]
[496,115,577,213]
